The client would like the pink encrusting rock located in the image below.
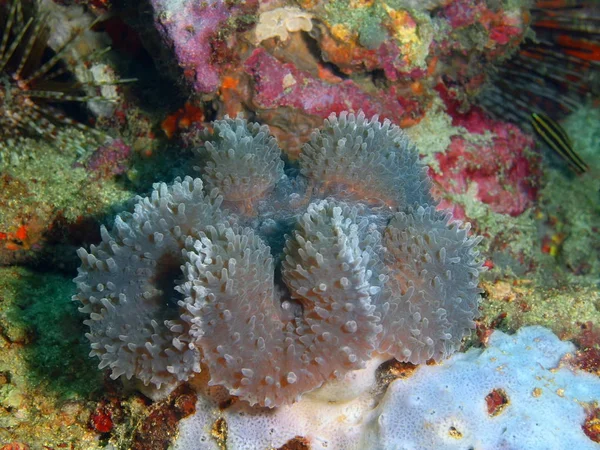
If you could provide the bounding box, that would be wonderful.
[244,49,409,121]
[150,0,256,94]
[74,112,484,408]
[433,86,541,217]
[83,139,132,180]
[433,130,539,217]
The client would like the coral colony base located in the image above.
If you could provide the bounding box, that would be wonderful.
[73,111,484,408]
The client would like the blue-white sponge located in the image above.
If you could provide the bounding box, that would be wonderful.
[174,326,600,449]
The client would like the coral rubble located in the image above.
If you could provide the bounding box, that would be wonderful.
[74,112,484,407]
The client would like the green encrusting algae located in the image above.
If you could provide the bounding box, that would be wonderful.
[0,266,104,446]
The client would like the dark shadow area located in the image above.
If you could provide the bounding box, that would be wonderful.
[302,29,349,81]
[107,0,190,112]
[1,267,103,400]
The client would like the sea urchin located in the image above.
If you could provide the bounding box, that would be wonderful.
[0,0,111,139]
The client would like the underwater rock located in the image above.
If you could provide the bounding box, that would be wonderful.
[149,0,257,94]
[147,0,530,133]
[244,49,410,123]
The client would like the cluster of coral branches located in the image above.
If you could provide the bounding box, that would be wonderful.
[74,112,483,407]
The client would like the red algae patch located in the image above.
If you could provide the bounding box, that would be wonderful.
[0,444,29,450]
[278,436,312,450]
[131,384,197,450]
[485,389,509,416]
[583,406,600,443]
[90,400,116,434]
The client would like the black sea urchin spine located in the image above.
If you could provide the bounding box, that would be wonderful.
[0,0,130,139]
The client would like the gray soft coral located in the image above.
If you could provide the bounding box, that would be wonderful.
[74,111,484,407]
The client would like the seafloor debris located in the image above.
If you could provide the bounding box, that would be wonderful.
[74,112,484,407]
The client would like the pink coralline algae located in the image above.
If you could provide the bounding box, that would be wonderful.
[84,139,132,180]
[150,0,256,94]
[74,112,483,408]
[433,87,541,217]
[245,49,411,123]
[433,130,539,217]
[440,0,526,50]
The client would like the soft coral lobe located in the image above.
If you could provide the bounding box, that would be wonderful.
[74,112,484,407]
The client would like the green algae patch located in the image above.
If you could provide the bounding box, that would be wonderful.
[406,97,460,174]
[538,103,600,280]
[0,266,105,447]
[562,102,600,172]
[0,129,133,265]
[321,0,433,68]
[0,267,102,399]
[0,265,164,448]
[538,170,600,280]
[480,280,600,341]
[0,130,132,221]
[323,0,388,47]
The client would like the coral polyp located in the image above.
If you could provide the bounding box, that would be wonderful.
[197,116,285,212]
[0,0,103,138]
[74,112,484,407]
